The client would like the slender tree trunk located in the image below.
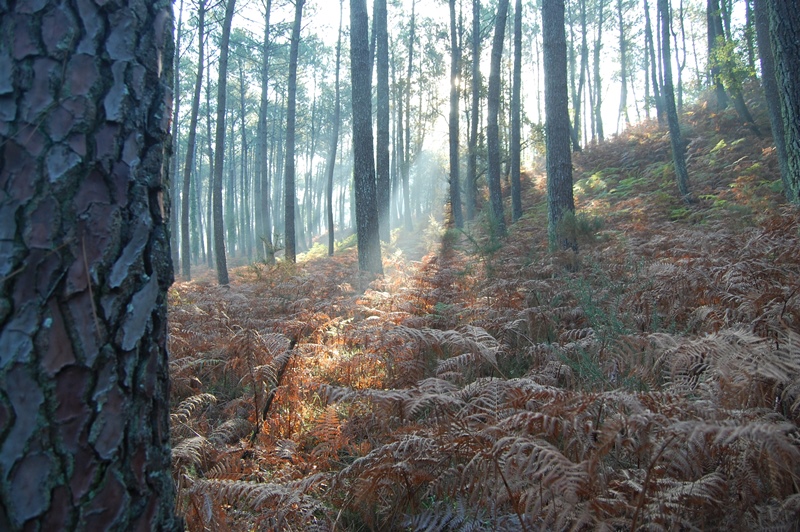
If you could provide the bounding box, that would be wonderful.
[181,0,205,280]
[509,0,523,222]
[659,0,691,201]
[487,0,510,237]
[205,59,215,268]
[351,0,384,274]
[171,0,184,272]
[327,0,344,256]
[237,57,251,260]
[645,0,664,121]
[767,0,800,203]
[577,0,589,146]
[256,0,274,263]
[466,0,481,221]
[449,0,465,228]
[375,0,392,241]
[212,0,236,285]
[593,0,606,142]
[617,0,630,132]
[707,0,730,110]
[543,0,577,251]
[284,0,304,263]
[0,1,180,528]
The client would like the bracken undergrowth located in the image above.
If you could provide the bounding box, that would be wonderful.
[168,95,800,531]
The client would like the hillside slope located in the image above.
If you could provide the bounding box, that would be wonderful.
[168,96,800,531]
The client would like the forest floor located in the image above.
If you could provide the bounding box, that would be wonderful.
[168,94,800,531]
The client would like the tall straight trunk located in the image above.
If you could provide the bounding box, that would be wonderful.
[767,0,800,203]
[543,0,577,251]
[466,0,481,221]
[181,0,205,280]
[577,0,589,146]
[237,57,251,260]
[0,1,179,528]
[510,0,523,221]
[327,0,344,256]
[644,0,664,121]
[376,0,392,240]
[659,0,691,201]
[707,0,729,110]
[593,0,606,142]
[205,59,215,268]
[171,0,184,271]
[753,0,789,196]
[284,0,304,263]
[256,0,274,263]
[225,111,237,256]
[402,0,416,231]
[617,0,630,132]
[351,0,384,274]
[449,0,465,228]
[671,0,687,110]
[303,80,317,251]
[212,0,236,285]
[487,0,510,237]
[744,0,756,74]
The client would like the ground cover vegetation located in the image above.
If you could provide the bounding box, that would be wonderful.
[167,88,800,530]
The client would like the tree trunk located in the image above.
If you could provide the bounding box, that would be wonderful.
[212,0,236,284]
[543,0,577,251]
[402,0,416,231]
[753,0,790,197]
[593,0,606,142]
[284,0,304,263]
[510,0,523,222]
[617,0,630,132]
[659,0,691,201]
[466,0,481,222]
[644,0,664,121]
[767,0,800,204]
[0,1,180,529]
[487,0,510,237]
[707,0,730,110]
[351,0,384,274]
[376,0,392,241]
[181,0,205,280]
[256,0,274,263]
[171,0,184,271]
[327,0,344,256]
[449,0,465,228]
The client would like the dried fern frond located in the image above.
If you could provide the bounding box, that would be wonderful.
[171,393,217,425]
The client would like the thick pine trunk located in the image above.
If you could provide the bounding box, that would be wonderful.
[767,0,800,204]
[0,1,179,529]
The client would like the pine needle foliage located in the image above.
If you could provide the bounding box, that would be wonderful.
[169,95,800,530]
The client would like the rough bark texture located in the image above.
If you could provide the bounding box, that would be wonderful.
[768,0,800,204]
[659,0,692,200]
[543,0,577,251]
[449,0,464,228]
[487,0,509,237]
[351,0,384,274]
[753,0,789,197]
[0,1,180,529]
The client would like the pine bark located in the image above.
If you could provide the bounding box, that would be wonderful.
[212,0,236,284]
[487,0,510,236]
[543,0,577,251]
[0,1,180,529]
[351,0,384,274]
[767,0,800,204]
[659,0,691,200]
